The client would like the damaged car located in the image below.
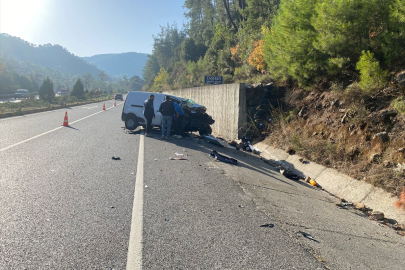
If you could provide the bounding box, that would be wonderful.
[121,91,214,136]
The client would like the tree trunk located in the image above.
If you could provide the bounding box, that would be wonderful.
[222,0,238,30]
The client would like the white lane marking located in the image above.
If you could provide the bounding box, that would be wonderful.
[0,102,123,152]
[126,133,144,270]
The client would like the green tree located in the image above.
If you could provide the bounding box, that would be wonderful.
[356,51,388,91]
[71,78,85,98]
[142,54,160,89]
[151,68,169,92]
[38,77,54,102]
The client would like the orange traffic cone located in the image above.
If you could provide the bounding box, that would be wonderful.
[62,111,69,126]
[114,100,116,106]
[103,103,106,111]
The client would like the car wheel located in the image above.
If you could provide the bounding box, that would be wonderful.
[125,117,138,130]
[199,125,212,136]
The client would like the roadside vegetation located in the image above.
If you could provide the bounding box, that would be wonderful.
[142,1,405,198]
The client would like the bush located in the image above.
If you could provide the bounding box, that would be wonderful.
[356,51,388,91]
[393,97,405,114]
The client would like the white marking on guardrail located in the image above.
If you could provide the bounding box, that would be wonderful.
[0,102,123,152]
[126,133,144,270]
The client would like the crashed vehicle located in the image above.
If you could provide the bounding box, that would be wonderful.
[121,91,214,136]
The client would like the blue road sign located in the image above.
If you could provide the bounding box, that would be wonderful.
[204,76,223,85]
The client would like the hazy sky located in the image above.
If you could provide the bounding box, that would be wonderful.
[0,0,187,57]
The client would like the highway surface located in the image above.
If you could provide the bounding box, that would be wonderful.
[1,99,405,269]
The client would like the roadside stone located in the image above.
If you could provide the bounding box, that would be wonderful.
[341,113,348,123]
[397,223,405,231]
[373,132,389,143]
[331,100,340,108]
[350,130,357,136]
[369,153,382,163]
[313,132,318,136]
[339,109,346,113]
[383,161,393,168]
[398,148,405,153]
[370,211,384,220]
[380,110,397,121]
[355,203,366,211]
[298,107,307,117]
[394,70,405,86]
[299,158,304,163]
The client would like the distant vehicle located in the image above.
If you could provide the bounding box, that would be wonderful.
[121,91,214,135]
[14,89,29,99]
[115,93,123,100]
[60,89,69,96]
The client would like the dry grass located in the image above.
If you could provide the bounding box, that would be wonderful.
[261,86,405,195]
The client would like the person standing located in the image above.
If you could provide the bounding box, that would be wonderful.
[173,101,184,138]
[159,95,175,139]
[143,94,155,136]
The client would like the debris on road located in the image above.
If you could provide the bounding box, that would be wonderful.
[154,158,158,161]
[309,179,318,186]
[297,231,319,243]
[238,205,244,208]
[279,166,301,180]
[111,156,121,160]
[210,150,238,165]
[169,157,187,160]
[175,153,184,157]
[260,223,274,228]
[370,211,385,220]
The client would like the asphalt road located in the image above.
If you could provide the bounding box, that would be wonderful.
[1,99,405,269]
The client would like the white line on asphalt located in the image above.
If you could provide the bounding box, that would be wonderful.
[0,102,123,152]
[126,133,144,270]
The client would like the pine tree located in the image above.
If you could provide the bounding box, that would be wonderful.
[38,77,54,102]
[71,78,85,98]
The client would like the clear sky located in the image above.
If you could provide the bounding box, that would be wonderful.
[0,0,187,57]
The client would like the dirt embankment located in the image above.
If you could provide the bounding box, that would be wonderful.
[263,77,405,196]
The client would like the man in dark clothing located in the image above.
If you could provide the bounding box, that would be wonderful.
[158,95,175,139]
[143,94,155,136]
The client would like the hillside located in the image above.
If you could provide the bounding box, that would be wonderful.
[82,52,148,78]
[0,33,102,77]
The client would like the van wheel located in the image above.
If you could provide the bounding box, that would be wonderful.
[125,117,138,130]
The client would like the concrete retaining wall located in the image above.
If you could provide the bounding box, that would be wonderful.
[165,83,247,140]
[254,141,405,224]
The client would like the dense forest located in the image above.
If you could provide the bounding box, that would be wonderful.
[0,34,145,95]
[143,0,405,92]
[83,52,148,78]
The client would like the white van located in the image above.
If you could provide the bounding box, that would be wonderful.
[121,92,181,130]
[121,91,215,134]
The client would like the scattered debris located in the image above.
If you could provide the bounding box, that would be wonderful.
[260,223,274,228]
[238,205,244,208]
[210,150,238,165]
[370,211,385,220]
[304,176,311,183]
[164,218,169,222]
[297,231,319,243]
[154,158,158,161]
[112,156,121,160]
[169,157,187,160]
[309,179,318,187]
[279,166,301,180]
[335,201,354,208]
[175,153,184,156]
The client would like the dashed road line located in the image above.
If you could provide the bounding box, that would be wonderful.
[126,132,144,270]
